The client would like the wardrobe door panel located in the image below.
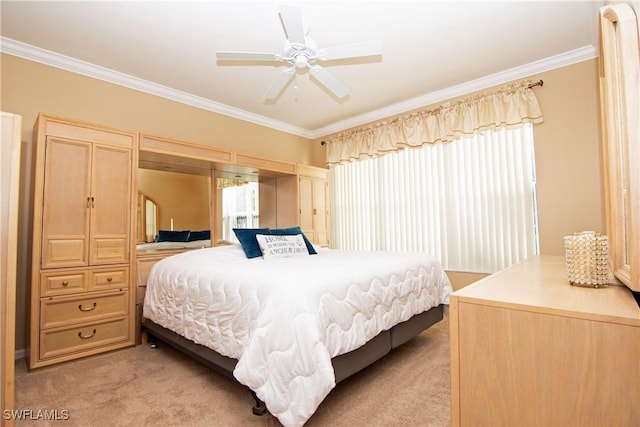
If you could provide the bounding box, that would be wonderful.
[89,144,132,265]
[298,166,331,247]
[41,137,91,269]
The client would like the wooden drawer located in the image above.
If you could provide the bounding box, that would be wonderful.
[39,317,129,360]
[40,291,128,329]
[41,270,89,297]
[40,266,129,297]
[91,267,128,291]
[136,255,164,287]
[136,251,180,303]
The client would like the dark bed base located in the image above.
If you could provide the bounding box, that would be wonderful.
[142,304,445,416]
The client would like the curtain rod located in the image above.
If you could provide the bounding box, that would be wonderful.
[528,79,544,89]
[320,79,545,146]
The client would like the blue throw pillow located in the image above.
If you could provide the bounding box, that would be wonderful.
[233,228,271,258]
[269,227,317,255]
[188,230,211,241]
[156,230,190,242]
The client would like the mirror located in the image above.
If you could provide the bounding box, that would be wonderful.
[599,3,639,291]
[145,197,158,241]
[137,192,158,243]
[137,134,299,251]
[137,162,263,248]
[137,168,212,248]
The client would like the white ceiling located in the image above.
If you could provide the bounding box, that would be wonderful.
[0,1,603,138]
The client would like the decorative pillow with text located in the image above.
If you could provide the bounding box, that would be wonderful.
[256,234,309,259]
[268,226,317,255]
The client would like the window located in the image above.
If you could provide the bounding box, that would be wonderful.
[330,124,539,273]
[221,181,259,243]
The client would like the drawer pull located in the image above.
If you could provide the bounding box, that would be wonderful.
[78,302,97,312]
[62,281,69,287]
[78,329,97,340]
[107,277,113,282]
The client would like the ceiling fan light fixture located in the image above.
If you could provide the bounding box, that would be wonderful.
[294,55,309,68]
[215,5,382,101]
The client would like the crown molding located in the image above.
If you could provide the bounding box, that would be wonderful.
[1,37,596,140]
[0,37,313,138]
[309,45,598,138]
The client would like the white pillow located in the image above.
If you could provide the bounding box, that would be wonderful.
[255,234,309,259]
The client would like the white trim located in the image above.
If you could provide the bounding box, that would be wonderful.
[311,45,597,138]
[0,37,311,138]
[1,37,596,139]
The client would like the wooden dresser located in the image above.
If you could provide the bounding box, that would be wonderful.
[29,114,138,369]
[449,255,640,426]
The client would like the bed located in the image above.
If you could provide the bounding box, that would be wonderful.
[136,239,211,251]
[142,233,452,427]
[136,229,211,252]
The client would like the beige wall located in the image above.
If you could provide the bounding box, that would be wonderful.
[2,53,605,352]
[532,60,605,254]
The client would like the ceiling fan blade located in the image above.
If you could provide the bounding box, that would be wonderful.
[216,51,281,61]
[318,41,383,61]
[278,5,306,47]
[309,65,350,98]
[264,68,296,99]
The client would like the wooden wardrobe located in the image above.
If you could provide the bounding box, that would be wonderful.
[298,164,330,248]
[28,114,138,369]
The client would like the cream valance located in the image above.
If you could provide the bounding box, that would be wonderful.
[325,80,543,165]
[217,178,250,189]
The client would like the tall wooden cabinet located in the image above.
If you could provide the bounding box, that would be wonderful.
[1,112,22,427]
[298,165,330,247]
[29,114,138,369]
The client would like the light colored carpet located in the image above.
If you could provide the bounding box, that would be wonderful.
[14,317,451,426]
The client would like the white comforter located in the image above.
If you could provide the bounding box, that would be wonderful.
[143,244,452,427]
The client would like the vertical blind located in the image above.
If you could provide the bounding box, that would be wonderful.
[329,124,539,273]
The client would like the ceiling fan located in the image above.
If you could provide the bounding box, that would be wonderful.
[215,5,382,100]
